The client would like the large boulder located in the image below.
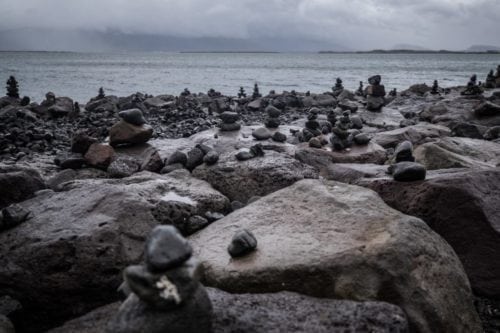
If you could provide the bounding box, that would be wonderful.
[49,288,408,333]
[190,179,481,332]
[359,168,500,297]
[0,171,229,332]
[0,166,46,209]
[192,150,318,203]
[372,123,451,148]
[414,137,500,170]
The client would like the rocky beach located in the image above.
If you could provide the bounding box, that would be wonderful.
[1,67,500,333]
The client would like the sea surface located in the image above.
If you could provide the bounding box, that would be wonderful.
[1,51,499,103]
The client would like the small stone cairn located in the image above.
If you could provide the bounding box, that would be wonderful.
[332,77,344,96]
[330,111,353,150]
[107,225,213,333]
[388,140,426,182]
[265,105,281,128]
[485,70,496,89]
[461,74,483,96]
[219,111,241,131]
[365,75,386,111]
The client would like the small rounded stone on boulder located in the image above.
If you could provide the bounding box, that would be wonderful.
[228,229,258,258]
[354,133,370,145]
[118,108,146,126]
[252,127,272,141]
[219,111,240,124]
[166,150,188,166]
[272,131,287,143]
[203,150,219,165]
[145,225,193,272]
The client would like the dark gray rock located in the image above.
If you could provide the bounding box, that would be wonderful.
[235,149,254,161]
[145,225,192,273]
[394,141,415,163]
[272,131,287,142]
[161,163,185,174]
[354,133,370,145]
[308,137,323,148]
[219,112,240,124]
[186,215,210,235]
[0,166,46,209]
[55,153,86,170]
[119,109,146,126]
[265,105,281,118]
[107,157,140,178]
[167,150,188,166]
[351,115,363,129]
[219,123,241,132]
[265,117,280,128]
[474,101,500,117]
[0,315,15,333]
[252,127,272,141]
[1,204,30,231]
[450,122,485,139]
[389,162,426,182]
[228,229,257,258]
[71,133,98,154]
[186,148,204,171]
[106,287,212,333]
[203,150,219,165]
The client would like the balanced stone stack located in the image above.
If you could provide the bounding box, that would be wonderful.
[302,108,322,142]
[365,75,386,111]
[107,225,213,333]
[484,70,496,89]
[330,111,353,150]
[109,109,153,147]
[264,105,281,128]
[332,77,344,97]
[461,74,483,96]
[430,80,440,94]
[219,111,241,131]
[388,140,426,182]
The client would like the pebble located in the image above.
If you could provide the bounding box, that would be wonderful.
[228,229,258,258]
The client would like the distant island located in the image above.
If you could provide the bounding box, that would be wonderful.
[320,49,500,54]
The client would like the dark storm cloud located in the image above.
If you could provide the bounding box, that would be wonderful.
[0,0,499,50]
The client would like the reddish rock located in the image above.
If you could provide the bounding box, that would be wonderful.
[84,143,115,170]
[109,120,153,147]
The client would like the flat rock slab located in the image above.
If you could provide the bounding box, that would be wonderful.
[295,142,387,172]
[359,107,405,130]
[359,168,500,298]
[414,136,500,170]
[372,123,451,148]
[192,150,318,203]
[0,170,228,332]
[48,288,409,333]
[190,179,481,332]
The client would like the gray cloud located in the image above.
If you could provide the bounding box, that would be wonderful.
[0,0,499,50]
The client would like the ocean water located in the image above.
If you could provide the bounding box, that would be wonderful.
[0,51,499,103]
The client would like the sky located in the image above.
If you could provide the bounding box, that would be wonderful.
[0,0,499,51]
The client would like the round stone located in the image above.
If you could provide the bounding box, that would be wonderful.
[166,150,188,166]
[219,111,240,124]
[119,109,146,126]
[272,131,287,143]
[252,127,272,141]
[203,150,219,165]
[228,229,258,258]
[145,225,193,272]
[354,133,370,145]
[391,162,426,182]
[265,105,281,118]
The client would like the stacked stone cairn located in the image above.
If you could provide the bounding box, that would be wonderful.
[330,111,353,150]
[6,76,19,99]
[389,88,397,97]
[109,109,153,147]
[237,87,246,98]
[219,111,241,131]
[265,105,281,128]
[496,65,500,87]
[332,77,344,96]
[430,80,440,94]
[485,70,496,89]
[302,107,322,142]
[365,75,386,111]
[252,83,261,99]
[107,225,213,333]
[388,140,426,182]
[355,81,364,96]
[461,74,483,96]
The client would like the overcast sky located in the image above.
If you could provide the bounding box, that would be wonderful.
[0,0,499,51]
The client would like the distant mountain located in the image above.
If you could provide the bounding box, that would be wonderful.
[465,45,500,52]
[0,28,345,53]
[392,44,430,51]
